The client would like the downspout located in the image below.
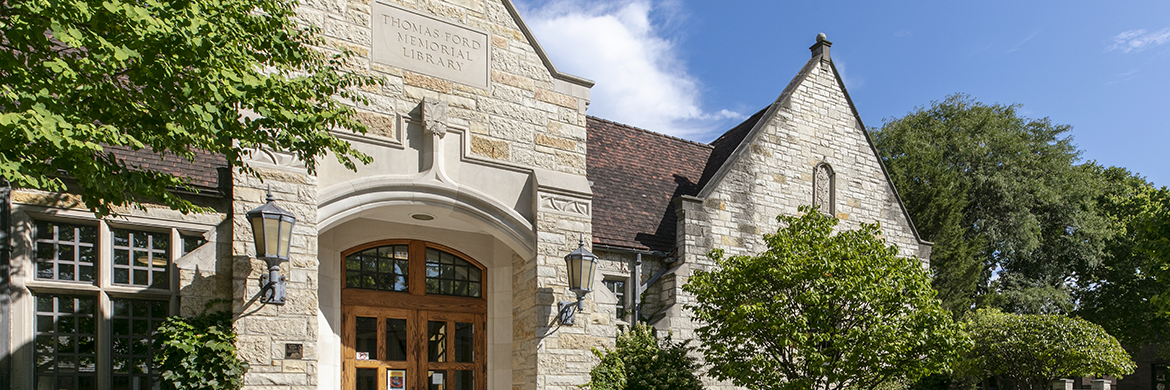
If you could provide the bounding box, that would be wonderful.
[632,253,641,323]
[590,244,673,324]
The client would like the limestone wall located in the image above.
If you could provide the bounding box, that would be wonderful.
[668,54,930,390]
[231,162,321,389]
[271,1,597,389]
[686,59,925,264]
[528,184,594,390]
[307,0,592,193]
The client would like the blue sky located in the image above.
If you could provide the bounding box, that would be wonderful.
[513,0,1170,187]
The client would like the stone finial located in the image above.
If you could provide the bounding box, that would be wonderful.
[810,32,832,60]
[423,98,448,137]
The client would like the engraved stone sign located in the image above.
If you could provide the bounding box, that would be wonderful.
[373,2,490,89]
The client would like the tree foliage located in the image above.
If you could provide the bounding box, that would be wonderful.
[957,309,1135,390]
[1,0,378,216]
[684,206,968,390]
[154,311,248,390]
[585,323,704,390]
[1075,165,1170,351]
[873,94,1110,316]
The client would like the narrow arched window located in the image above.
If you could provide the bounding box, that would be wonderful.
[813,163,835,215]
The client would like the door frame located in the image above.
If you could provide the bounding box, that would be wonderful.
[339,240,488,390]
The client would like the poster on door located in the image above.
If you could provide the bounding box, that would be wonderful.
[388,370,406,390]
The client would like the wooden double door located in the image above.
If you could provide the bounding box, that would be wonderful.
[343,306,485,390]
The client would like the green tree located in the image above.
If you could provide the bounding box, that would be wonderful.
[1075,166,1170,352]
[1138,186,1170,322]
[1,0,377,216]
[684,206,968,390]
[872,94,1110,316]
[585,323,704,390]
[957,308,1135,390]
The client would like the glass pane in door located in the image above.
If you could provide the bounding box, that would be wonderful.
[355,317,377,361]
[355,368,377,390]
[428,321,446,362]
[454,322,473,363]
[386,318,407,361]
[454,370,474,390]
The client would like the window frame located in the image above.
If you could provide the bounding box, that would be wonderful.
[10,207,216,390]
[602,278,629,320]
[341,239,487,301]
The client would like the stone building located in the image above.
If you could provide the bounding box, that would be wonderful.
[0,1,940,390]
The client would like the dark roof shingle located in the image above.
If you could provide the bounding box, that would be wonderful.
[104,146,228,191]
[586,116,713,252]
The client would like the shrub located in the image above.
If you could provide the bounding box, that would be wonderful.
[153,311,248,390]
[586,323,704,390]
[956,308,1135,390]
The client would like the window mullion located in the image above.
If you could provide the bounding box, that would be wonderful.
[98,221,111,291]
[97,220,112,390]
[170,228,181,314]
[98,292,112,390]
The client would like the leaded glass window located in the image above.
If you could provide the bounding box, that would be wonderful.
[343,242,483,298]
[34,295,97,390]
[604,279,627,319]
[345,245,409,291]
[180,234,208,256]
[112,229,170,288]
[24,218,199,390]
[35,221,98,282]
[425,248,481,297]
[111,299,168,390]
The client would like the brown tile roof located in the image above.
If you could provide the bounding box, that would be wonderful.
[587,116,714,252]
[104,146,228,192]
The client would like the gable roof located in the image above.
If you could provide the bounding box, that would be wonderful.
[695,107,768,191]
[502,0,594,88]
[691,39,930,248]
[586,116,711,252]
[588,37,931,253]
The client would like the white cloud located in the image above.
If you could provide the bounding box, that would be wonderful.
[832,56,864,91]
[1109,28,1170,53]
[517,0,742,139]
[1006,30,1041,53]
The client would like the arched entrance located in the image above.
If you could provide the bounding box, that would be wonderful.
[340,239,487,390]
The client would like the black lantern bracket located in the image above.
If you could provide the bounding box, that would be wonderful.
[259,272,286,305]
[557,290,586,325]
[246,188,297,305]
[557,236,598,325]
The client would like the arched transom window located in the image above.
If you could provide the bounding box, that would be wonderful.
[344,241,483,298]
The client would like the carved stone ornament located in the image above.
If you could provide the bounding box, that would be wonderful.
[539,194,589,217]
[423,98,448,137]
[813,163,834,214]
[244,147,307,170]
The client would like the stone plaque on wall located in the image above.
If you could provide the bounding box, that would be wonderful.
[373,2,490,89]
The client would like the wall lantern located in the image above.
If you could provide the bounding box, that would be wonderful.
[557,236,598,325]
[246,189,296,305]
